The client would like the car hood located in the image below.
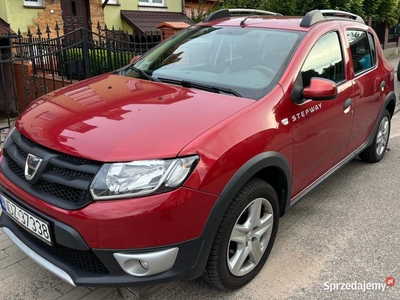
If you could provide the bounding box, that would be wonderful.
[16,74,253,162]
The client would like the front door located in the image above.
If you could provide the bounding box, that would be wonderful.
[289,31,354,197]
[61,0,90,34]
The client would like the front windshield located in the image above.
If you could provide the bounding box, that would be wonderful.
[119,26,303,100]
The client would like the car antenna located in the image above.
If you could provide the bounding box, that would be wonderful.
[240,8,259,27]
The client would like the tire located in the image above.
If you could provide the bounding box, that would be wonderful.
[359,109,391,163]
[203,178,279,290]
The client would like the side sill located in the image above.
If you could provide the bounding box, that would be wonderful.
[288,151,358,210]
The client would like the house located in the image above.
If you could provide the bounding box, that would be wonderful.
[0,0,104,36]
[0,0,193,38]
[104,0,193,36]
[0,18,17,114]
[0,0,104,37]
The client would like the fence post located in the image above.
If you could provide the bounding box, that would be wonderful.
[36,26,48,95]
[27,28,39,100]
[55,22,66,85]
[81,27,91,78]
[104,24,113,73]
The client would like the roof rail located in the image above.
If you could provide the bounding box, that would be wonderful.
[203,8,281,23]
[300,9,365,27]
[228,9,282,16]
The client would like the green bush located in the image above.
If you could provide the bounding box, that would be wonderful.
[59,48,135,79]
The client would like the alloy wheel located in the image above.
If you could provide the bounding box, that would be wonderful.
[227,197,274,277]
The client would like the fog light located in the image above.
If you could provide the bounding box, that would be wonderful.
[113,247,179,277]
[139,260,149,270]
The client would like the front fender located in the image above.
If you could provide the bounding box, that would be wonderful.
[186,151,291,280]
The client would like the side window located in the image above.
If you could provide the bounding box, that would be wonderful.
[368,33,376,65]
[347,30,375,74]
[301,32,345,88]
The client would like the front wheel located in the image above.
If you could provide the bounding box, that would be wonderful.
[203,178,279,290]
[359,109,391,163]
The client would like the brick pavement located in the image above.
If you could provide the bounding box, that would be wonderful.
[1,54,400,300]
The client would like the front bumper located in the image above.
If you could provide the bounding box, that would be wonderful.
[0,176,214,286]
[0,210,204,286]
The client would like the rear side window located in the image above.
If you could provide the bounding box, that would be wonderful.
[347,30,376,74]
[301,32,345,88]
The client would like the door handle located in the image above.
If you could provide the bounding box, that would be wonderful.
[343,98,352,114]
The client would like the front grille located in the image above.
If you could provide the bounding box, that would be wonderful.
[17,225,109,275]
[8,159,24,179]
[20,134,39,148]
[36,181,92,204]
[16,145,27,159]
[59,152,93,164]
[1,130,102,210]
[50,166,94,179]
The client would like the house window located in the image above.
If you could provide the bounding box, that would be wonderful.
[102,0,119,4]
[139,0,165,7]
[23,0,44,7]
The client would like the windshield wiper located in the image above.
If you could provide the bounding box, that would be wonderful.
[157,77,242,97]
[128,65,161,82]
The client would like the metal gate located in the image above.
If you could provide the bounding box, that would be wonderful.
[0,22,161,144]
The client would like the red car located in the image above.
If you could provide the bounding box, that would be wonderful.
[0,9,396,290]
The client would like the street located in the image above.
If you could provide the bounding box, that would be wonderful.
[1,78,400,300]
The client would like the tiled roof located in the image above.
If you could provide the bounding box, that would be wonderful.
[0,18,15,38]
[120,11,194,34]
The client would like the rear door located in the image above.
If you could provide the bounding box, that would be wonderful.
[345,29,385,152]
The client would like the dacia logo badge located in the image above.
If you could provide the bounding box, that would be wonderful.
[24,154,43,181]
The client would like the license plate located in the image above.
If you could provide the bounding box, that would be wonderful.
[0,195,52,244]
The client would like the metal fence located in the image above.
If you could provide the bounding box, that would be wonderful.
[0,22,162,143]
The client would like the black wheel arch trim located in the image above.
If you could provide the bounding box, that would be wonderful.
[186,151,291,280]
[363,91,396,151]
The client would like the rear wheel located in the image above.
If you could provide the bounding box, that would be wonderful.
[359,109,391,163]
[203,178,279,290]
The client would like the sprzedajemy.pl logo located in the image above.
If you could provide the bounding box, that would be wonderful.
[324,277,395,292]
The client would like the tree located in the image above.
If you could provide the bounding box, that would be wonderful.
[363,0,399,25]
[189,1,215,23]
[214,0,400,26]
[217,0,267,10]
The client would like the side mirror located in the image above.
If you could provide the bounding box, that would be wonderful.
[302,78,337,101]
[130,55,141,64]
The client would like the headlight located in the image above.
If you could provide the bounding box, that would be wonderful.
[90,155,199,200]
